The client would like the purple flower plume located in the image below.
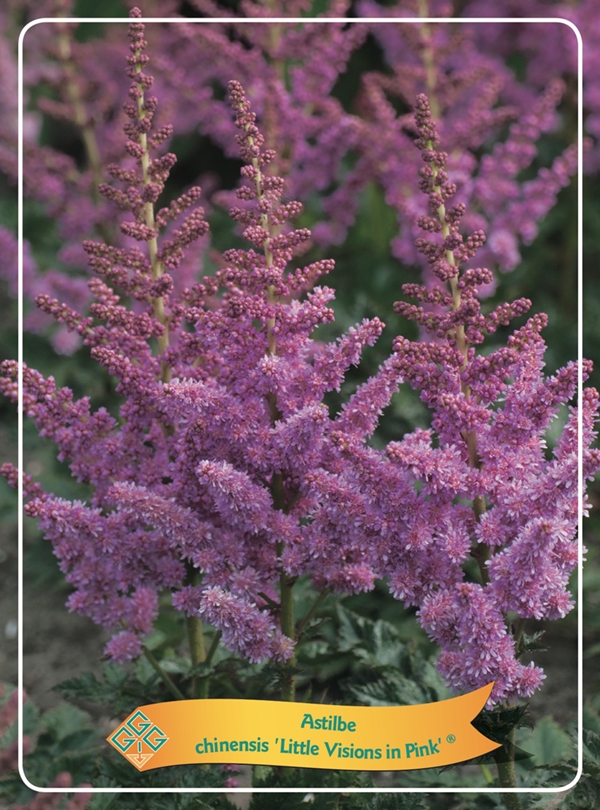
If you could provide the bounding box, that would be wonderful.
[2,11,597,709]
[0,20,389,669]
[314,94,600,705]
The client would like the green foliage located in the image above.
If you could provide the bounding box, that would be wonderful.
[88,792,240,810]
[515,631,547,657]
[246,787,430,810]
[24,717,97,790]
[332,606,450,707]
[525,729,600,809]
[474,705,533,750]
[519,718,572,770]
[363,798,431,810]
[49,586,587,795]
[91,753,230,794]
[295,599,443,704]
[1,686,98,806]
[56,663,155,716]
[251,765,375,793]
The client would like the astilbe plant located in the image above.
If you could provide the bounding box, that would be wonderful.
[1,11,385,703]
[315,93,600,709]
[297,95,599,798]
[1,8,599,797]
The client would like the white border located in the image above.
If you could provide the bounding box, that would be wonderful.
[17,14,583,797]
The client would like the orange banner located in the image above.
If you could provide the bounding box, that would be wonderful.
[107,684,499,772]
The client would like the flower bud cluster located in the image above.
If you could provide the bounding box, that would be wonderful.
[2,6,586,364]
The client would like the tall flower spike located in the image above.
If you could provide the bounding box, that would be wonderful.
[309,92,599,708]
[6,59,388,677]
[81,7,209,390]
[0,10,213,662]
[161,81,385,681]
[352,11,576,275]
[227,79,313,300]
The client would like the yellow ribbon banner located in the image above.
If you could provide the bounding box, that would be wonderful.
[107,683,500,772]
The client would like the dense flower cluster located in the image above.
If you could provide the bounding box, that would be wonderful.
[1,17,387,678]
[310,94,599,704]
[1,8,598,711]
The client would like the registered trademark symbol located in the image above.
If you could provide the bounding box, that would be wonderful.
[446,734,456,744]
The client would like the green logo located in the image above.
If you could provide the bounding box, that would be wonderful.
[109,710,168,769]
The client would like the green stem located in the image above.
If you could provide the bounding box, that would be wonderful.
[143,646,186,701]
[295,590,328,640]
[493,729,523,810]
[480,763,494,784]
[279,566,296,702]
[186,615,207,699]
[512,618,527,653]
[279,575,295,648]
[195,630,222,700]
[204,630,222,668]
[133,43,171,383]
[258,591,280,611]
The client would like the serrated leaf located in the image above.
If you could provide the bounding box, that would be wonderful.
[519,630,547,654]
[344,678,395,706]
[369,620,406,666]
[55,671,113,706]
[345,670,428,707]
[42,702,90,741]
[336,605,405,666]
[54,727,98,754]
[103,662,129,689]
[337,605,369,650]
[474,704,532,742]
[520,716,573,767]
[134,654,160,685]
[366,796,429,810]
[582,727,600,767]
